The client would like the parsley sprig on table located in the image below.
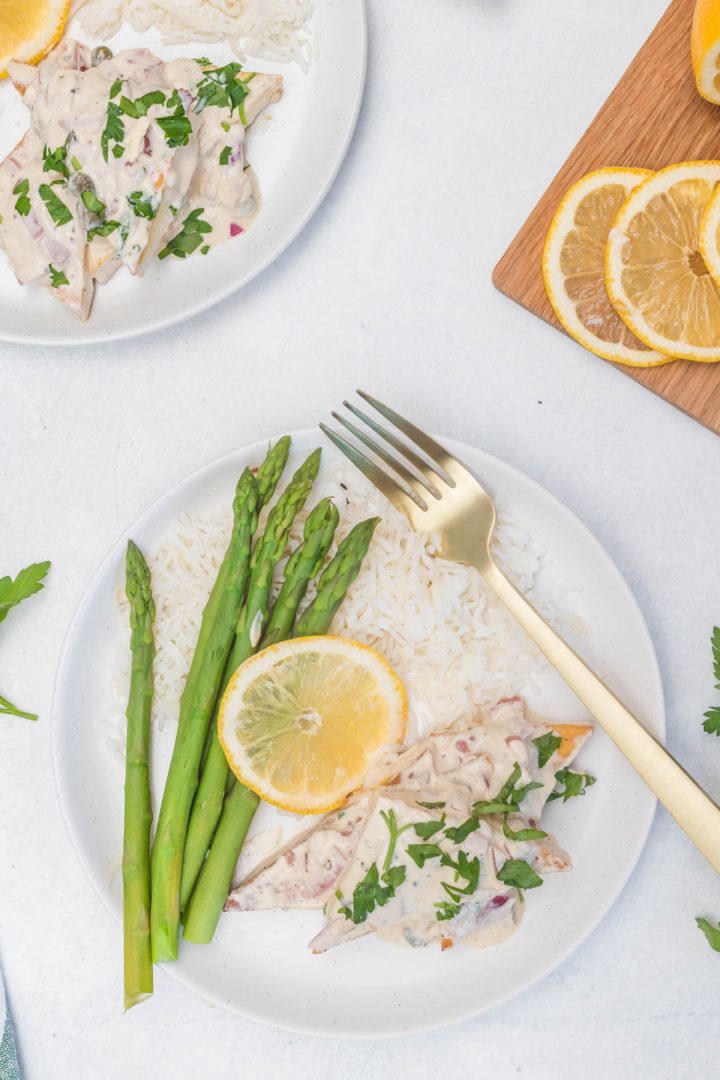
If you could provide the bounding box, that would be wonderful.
[0,561,51,721]
[702,626,720,735]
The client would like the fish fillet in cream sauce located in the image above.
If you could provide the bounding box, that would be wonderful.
[0,40,282,318]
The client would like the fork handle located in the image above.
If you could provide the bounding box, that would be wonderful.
[482,560,720,873]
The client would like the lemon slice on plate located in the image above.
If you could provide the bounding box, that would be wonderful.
[692,0,720,104]
[218,636,408,814]
[543,168,670,367]
[0,0,69,79]
[606,161,720,363]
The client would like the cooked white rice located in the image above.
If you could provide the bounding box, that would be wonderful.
[104,467,588,760]
[70,0,317,70]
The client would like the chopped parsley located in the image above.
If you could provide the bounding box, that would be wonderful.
[71,156,83,172]
[156,90,192,148]
[158,208,212,260]
[547,767,596,803]
[101,80,125,162]
[532,731,563,768]
[48,264,68,288]
[119,90,166,118]
[127,191,157,220]
[219,145,232,165]
[13,179,30,216]
[413,816,445,840]
[81,189,106,218]
[87,220,120,242]
[339,808,410,925]
[444,763,543,844]
[200,244,210,255]
[502,819,547,842]
[496,859,543,891]
[406,843,443,868]
[42,142,70,181]
[418,801,446,810]
[195,56,212,66]
[195,61,254,123]
[435,901,461,921]
[38,184,73,227]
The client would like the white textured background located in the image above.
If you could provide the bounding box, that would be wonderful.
[1,1,719,1076]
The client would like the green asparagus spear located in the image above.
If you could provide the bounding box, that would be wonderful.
[123,540,155,1010]
[182,516,379,945]
[254,436,291,509]
[178,458,326,909]
[150,467,259,962]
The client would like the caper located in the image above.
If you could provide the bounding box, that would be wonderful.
[68,172,94,198]
[91,46,113,66]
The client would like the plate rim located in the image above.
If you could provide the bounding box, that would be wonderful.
[0,3,368,348]
[50,428,665,1037]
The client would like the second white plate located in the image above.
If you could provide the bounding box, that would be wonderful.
[52,430,664,1036]
[0,5,366,345]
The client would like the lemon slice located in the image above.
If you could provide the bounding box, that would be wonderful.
[699,181,720,290]
[543,168,670,367]
[605,162,720,363]
[218,636,408,814]
[0,0,69,79]
[692,0,720,104]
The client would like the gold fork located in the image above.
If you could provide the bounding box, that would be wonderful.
[321,390,720,872]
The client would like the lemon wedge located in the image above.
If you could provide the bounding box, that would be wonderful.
[0,0,69,79]
[692,0,720,104]
[605,161,720,363]
[543,168,670,367]
[218,636,408,814]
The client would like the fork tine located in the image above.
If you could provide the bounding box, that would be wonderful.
[342,401,443,495]
[356,391,471,485]
[319,424,428,523]
[331,411,438,501]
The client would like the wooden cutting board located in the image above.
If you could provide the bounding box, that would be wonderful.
[492,0,720,435]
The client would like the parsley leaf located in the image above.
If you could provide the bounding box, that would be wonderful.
[502,819,548,841]
[39,184,73,227]
[547,767,596,803]
[42,142,70,180]
[0,694,38,722]
[532,731,562,768]
[338,862,406,924]
[101,97,125,162]
[70,156,82,172]
[407,843,443,868]
[219,145,232,165]
[703,707,720,736]
[703,628,720,735]
[158,208,212,260]
[497,859,543,890]
[127,191,157,220]
[156,90,192,148]
[696,916,720,952]
[13,179,30,216]
[195,62,253,123]
[434,900,461,921]
[443,815,480,844]
[87,220,120,242]
[413,817,445,840]
[120,90,166,119]
[0,562,51,624]
[195,56,212,66]
[48,264,69,288]
[109,78,122,98]
[81,190,106,218]
[418,801,445,810]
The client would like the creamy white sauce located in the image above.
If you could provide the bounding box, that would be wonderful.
[0,40,283,318]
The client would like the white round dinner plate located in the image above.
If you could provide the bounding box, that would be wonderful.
[0,5,366,346]
[52,430,664,1037]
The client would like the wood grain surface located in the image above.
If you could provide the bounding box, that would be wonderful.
[492,0,720,434]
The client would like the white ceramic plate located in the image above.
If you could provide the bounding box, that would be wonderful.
[52,431,664,1037]
[0,6,366,346]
